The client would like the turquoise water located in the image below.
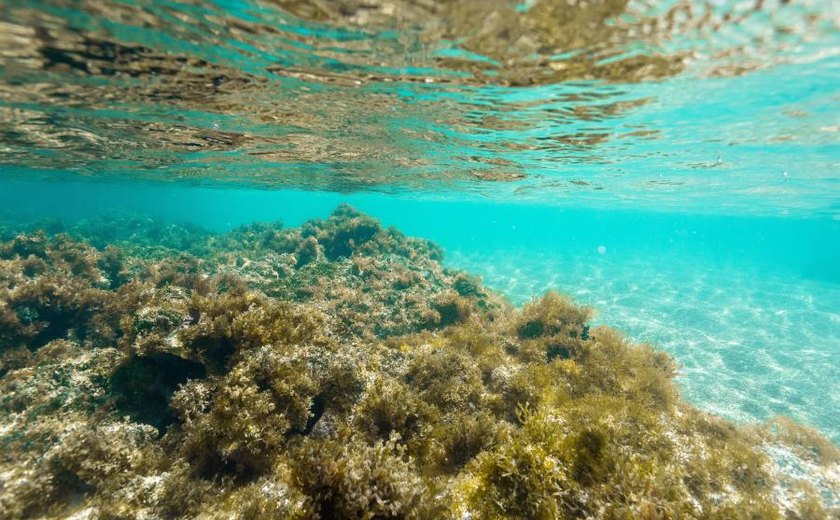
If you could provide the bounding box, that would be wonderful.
[1,0,839,466]
[2,178,838,446]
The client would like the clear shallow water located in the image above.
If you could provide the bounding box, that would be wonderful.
[0,0,839,455]
[1,179,838,446]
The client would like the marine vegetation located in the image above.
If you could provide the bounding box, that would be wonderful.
[0,206,837,519]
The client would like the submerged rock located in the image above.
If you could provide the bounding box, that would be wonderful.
[0,206,837,519]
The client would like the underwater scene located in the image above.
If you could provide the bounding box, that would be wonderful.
[1,0,839,518]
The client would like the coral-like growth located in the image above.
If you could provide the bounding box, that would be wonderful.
[293,434,439,519]
[0,207,837,519]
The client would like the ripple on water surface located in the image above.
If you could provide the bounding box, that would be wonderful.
[0,0,839,216]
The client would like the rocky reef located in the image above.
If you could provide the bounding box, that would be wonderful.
[0,206,837,519]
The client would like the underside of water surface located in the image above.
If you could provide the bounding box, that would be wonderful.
[0,0,839,518]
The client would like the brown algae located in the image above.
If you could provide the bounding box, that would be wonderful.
[0,206,837,519]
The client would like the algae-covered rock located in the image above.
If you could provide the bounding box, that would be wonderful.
[0,207,837,519]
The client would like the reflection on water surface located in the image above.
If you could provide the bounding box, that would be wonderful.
[1,0,838,216]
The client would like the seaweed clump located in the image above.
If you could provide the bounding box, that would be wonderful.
[0,206,837,519]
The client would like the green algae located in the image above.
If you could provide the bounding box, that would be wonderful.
[0,206,837,519]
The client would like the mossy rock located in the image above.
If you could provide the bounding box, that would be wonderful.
[0,208,836,519]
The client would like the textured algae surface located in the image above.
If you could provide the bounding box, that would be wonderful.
[0,206,837,519]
